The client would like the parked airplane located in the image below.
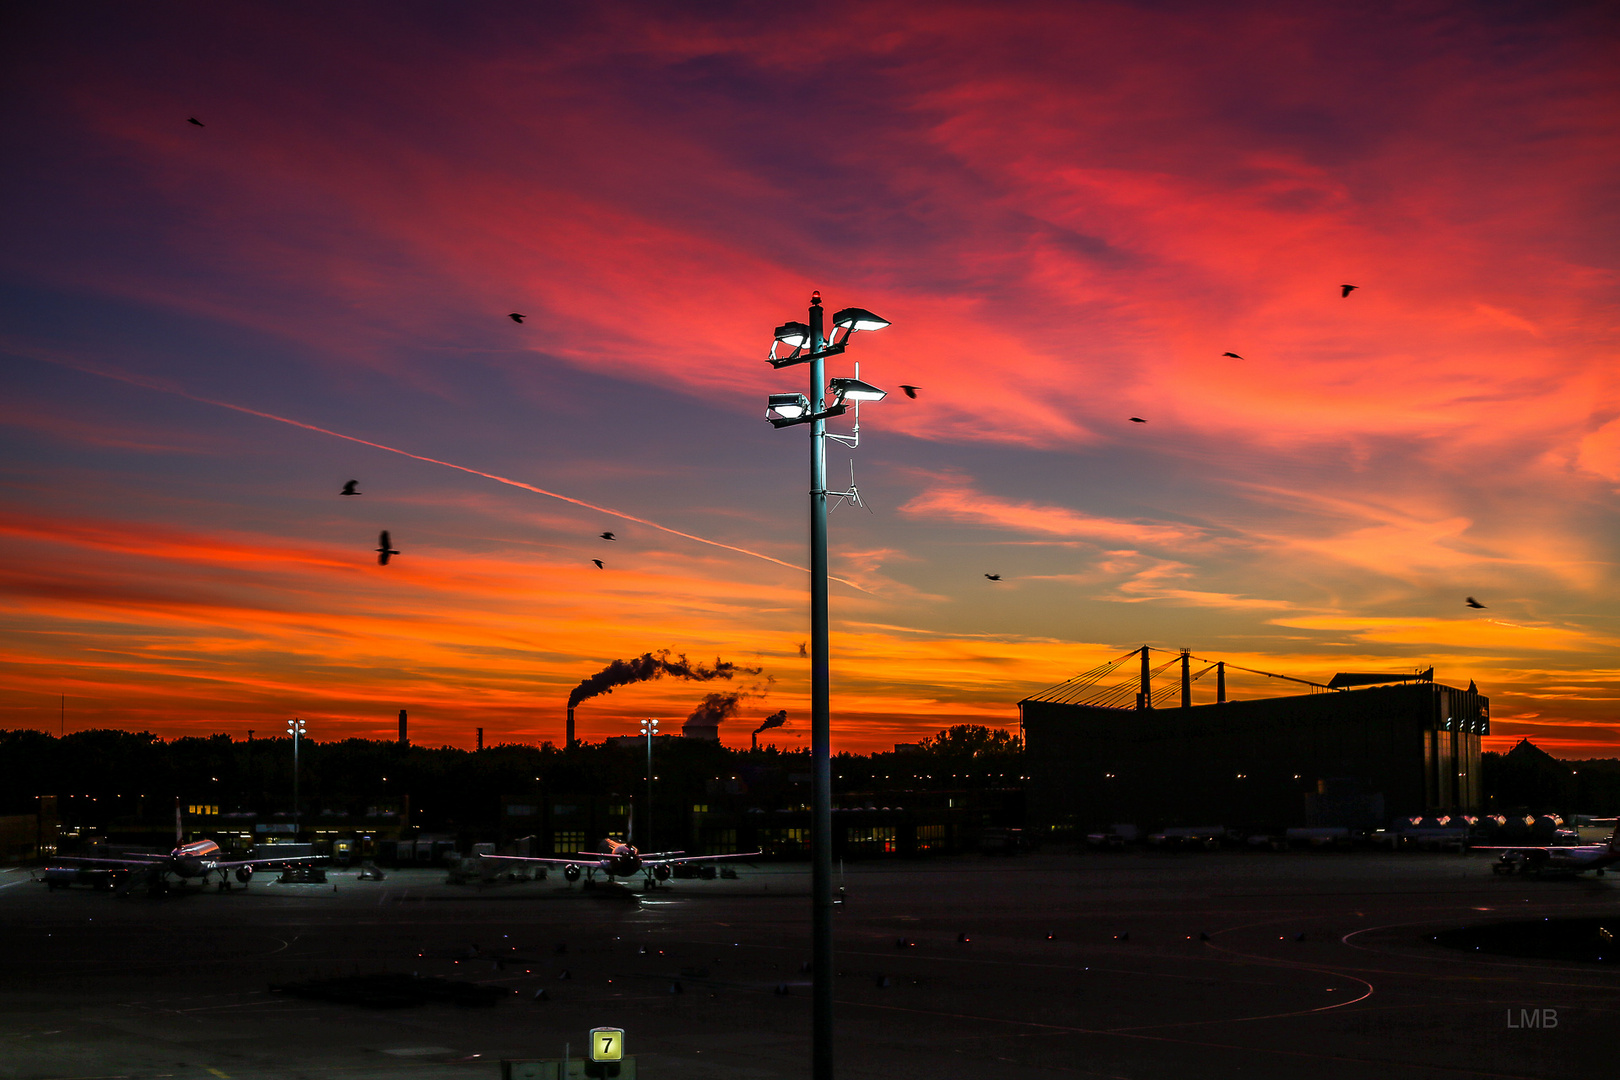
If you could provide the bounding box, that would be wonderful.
[480,838,760,890]
[1480,820,1620,877]
[57,806,323,895]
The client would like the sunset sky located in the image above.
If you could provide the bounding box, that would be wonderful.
[2,2,1617,755]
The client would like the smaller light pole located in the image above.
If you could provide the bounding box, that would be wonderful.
[639,718,658,850]
[287,718,307,837]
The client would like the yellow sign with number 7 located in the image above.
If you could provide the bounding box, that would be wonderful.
[589,1028,625,1062]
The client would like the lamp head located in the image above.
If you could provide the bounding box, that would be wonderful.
[831,307,890,332]
[773,321,811,349]
[767,393,811,421]
[829,376,887,403]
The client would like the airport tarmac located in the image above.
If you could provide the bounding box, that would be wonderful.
[0,851,1613,1080]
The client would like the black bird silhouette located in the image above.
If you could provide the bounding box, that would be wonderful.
[797,641,808,658]
[1129,417,1146,423]
[984,573,1001,581]
[899,385,920,399]
[376,531,399,565]
[341,480,361,496]
[1341,284,1358,298]
[1222,352,1243,359]
[508,313,525,323]
[1465,596,1486,609]
[187,117,204,127]
[592,559,604,569]
[599,531,615,541]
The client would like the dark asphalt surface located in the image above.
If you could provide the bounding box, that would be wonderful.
[1,851,1613,1079]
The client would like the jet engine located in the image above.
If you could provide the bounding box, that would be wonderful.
[563,864,581,882]
[235,866,254,883]
[653,864,672,881]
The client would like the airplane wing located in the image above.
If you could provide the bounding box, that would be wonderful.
[641,851,763,866]
[55,854,168,867]
[212,855,329,869]
[478,854,601,867]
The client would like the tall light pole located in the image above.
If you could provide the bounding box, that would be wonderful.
[639,717,658,850]
[765,292,889,1080]
[287,717,306,837]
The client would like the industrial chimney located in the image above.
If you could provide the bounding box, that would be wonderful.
[476,727,483,751]
[398,709,408,746]
[567,706,575,749]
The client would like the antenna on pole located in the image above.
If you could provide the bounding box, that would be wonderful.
[829,460,871,513]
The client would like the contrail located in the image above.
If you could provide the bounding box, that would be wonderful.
[43,356,871,591]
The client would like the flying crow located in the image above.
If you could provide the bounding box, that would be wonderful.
[187,117,204,127]
[377,531,399,565]
[341,480,361,496]
[600,531,616,541]
[899,385,920,399]
[798,641,808,657]
[592,559,604,569]
[985,573,1001,581]
[1222,352,1243,359]
[1129,417,1146,423]
[1341,284,1358,298]
[508,313,525,323]
[1465,596,1485,609]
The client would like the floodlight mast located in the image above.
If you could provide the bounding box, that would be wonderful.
[807,295,836,1080]
[764,291,887,1080]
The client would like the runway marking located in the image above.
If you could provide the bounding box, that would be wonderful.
[836,998,1549,1079]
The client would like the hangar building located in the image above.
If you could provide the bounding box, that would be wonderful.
[1020,647,1489,833]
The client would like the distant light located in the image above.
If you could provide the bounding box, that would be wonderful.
[831,307,890,332]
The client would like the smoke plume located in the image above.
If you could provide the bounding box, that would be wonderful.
[753,710,788,735]
[567,651,760,709]
[686,692,746,729]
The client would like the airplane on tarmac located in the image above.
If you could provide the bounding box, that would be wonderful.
[1479,820,1620,877]
[480,837,761,890]
[56,806,324,895]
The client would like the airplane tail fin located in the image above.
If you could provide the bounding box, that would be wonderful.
[175,800,183,846]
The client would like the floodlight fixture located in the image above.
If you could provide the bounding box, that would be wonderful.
[775,321,811,348]
[829,377,887,403]
[831,307,890,332]
[768,393,811,420]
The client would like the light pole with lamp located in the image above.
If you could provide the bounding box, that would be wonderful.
[765,291,889,1080]
[639,717,658,851]
[287,717,306,837]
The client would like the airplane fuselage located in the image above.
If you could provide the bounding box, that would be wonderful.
[170,839,223,878]
[1494,843,1620,876]
[599,844,642,878]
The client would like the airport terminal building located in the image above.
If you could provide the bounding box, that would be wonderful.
[1020,648,1489,833]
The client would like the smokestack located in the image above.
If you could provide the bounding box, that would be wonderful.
[751,710,788,750]
[476,727,483,751]
[567,707,575,749]
[398,709,408,746]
